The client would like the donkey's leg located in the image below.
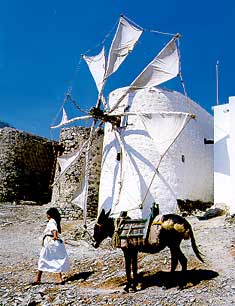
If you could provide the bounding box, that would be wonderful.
[177,247,188,271]
[131,249,138,291]
[170,245,188,272]
[169,246,179,272]
[123,248,132,292]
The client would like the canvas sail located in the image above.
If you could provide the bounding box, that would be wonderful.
[72,176,88,210]
[82,16,142,101]
[130,38,179,89]
[52,140,89,186]
[51,108,68,129]
[98,125,151,219]
[139,112,192,160]
[98,119,157,220]
[109,130,148,219]
[51,113,92,129]
[109,37,179,113]
[83,47,106,94]
[105,16,143,79]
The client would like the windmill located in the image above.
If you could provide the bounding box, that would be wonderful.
[50,15,195,230]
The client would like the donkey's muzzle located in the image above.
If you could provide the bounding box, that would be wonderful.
[92,241,99,248]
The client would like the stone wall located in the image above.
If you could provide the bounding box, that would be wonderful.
[51,126,104,219]
[0,127,59,203]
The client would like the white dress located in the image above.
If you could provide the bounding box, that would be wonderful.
[38,218,70,272]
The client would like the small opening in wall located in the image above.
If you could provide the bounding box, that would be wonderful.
[204,138,214,144]
[181,155,185,163]
[116,152,121,161]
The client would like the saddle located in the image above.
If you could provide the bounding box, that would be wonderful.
[112,203,162,248]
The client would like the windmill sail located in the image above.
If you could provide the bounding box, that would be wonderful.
[105,16,143,79]
[51,113,92,129]
[98,126,147,219]
[83,47,106,94]
[72,176,88,210]
[51,108,68,129]
[52,140,89,186]
[130,37,179,89]
[82,16,143,107]
[109,37,179,113]
[139,112,192,159]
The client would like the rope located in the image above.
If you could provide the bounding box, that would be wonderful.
[112,128,144,208]
[112,130,124,208]
[81,19,118,57]
[122,14,177,37]
[147,28,178,37]
[177,37,188,100]
[140,114,194,208]
[67,56,83,97]
[66,94,88,115]
[50,89,71,130]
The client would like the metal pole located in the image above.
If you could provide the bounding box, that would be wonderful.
[216,60,219,105]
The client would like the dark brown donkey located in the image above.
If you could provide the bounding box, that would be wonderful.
[93,209,204,292]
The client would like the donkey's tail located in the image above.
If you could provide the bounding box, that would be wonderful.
[157,214,204,263]
[188,223,204,262]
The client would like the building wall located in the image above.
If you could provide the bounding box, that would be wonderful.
[99,87,214,218]
[51,126,104,219]
[214,96,235,213]
[0,127,58,203]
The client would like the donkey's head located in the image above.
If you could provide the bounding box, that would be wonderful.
[93,209,114,248]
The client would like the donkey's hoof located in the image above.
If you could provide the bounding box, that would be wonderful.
[123,285,130,293]
[130,286,137,292]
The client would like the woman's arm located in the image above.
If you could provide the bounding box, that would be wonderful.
[52,230,58,240]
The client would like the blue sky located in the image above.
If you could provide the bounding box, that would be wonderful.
[0,0,234,140]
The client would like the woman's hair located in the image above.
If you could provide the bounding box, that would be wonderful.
[47,207,61,233]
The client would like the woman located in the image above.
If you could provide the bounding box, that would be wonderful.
[33,207,70,285]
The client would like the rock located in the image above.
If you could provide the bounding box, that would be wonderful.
[0,203,235,305]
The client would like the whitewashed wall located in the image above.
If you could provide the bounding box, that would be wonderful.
[98,87,214,219]
[214,96,235,214]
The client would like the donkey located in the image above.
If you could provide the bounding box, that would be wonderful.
[93,209,204,292]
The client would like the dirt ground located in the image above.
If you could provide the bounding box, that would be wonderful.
[1,202,235,305]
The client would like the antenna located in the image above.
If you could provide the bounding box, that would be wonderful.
[216,60,219,105]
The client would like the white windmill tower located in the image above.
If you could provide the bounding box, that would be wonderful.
[50,16,211,228]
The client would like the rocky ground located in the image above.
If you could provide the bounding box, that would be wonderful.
[1,203,235,306]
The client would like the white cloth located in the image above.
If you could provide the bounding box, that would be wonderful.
[105,16,143,78]
[130,38,179,90]
[109,38,179,113]
[83,47,106,94]
[38,219,70,273]
[139,112,191,157]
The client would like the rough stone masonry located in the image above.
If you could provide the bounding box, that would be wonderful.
[0,127,59,204]
[51,126,104,219]
[0,126,104,220]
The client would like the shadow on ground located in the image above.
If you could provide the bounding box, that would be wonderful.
[66,271,94,282]
[139,269,219,290]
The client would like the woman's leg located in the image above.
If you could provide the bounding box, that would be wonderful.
[34,270,42,283]
[56,272,63,283]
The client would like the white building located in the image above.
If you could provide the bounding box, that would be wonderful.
[214,96,235,214]
[98,87,214,219]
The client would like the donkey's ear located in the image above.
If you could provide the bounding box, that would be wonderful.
[105,209,111,218]
[98,209,106,222]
